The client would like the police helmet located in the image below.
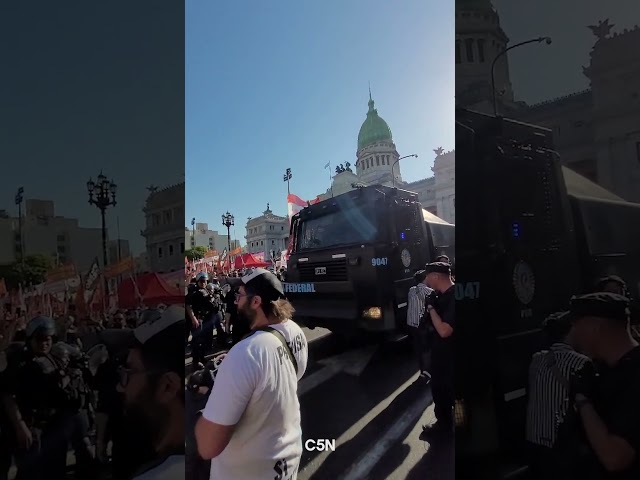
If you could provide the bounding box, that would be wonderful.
[196,272,209,282]
[26,315,56,338]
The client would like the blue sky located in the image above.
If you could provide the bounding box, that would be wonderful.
[186,0,455,246]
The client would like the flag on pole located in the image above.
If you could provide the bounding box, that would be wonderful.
[324,161,330,169]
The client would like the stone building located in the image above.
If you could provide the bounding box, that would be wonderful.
[141,182,184,273]
[245,204,289,259]
[317,92,456,223]
[456,0,640,202]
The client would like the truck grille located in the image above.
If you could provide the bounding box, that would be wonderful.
[298,259,348,282]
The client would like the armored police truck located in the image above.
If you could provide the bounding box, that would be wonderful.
[285,184,454,334]
[455,109,640,476]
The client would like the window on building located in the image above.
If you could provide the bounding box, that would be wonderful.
[376,156,380,166]
[465,39,474,62]
[163,210,171,224]
[281,226,284,231]
[272,240,275,245]
[57,245,66,253]
[158,247,163,258]
[57,234,65,242]
[477,39,486,62]
[169,245,174,255]
[261,241,264,246]
[152,214,160,227]
[455,41,461,64]
[365,159,369,168]
[180,242,184,253]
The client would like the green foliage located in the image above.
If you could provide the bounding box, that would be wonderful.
[0,254,55,289]
[185,246,208,261]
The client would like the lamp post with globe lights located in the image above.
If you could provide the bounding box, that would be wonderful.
[87,172,117,278]
[283,168,292,196]
[222,212,234,270]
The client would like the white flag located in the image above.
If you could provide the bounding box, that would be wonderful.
[324,162,330,169]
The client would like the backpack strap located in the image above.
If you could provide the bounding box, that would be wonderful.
[256,326,298,375]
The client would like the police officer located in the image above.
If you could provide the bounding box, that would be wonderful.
[0,316,93,480]
[421,262,455,437]
[206,281,226,346]
[186,272,218,366]
[552,292,640,479]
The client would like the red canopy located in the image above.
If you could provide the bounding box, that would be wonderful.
[117,273,183,309]
[232,253,270,269]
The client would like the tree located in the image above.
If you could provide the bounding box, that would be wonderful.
[0,254,55,289]
[185,246,208,261]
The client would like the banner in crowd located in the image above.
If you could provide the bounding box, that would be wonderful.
[46,264,77,283]
[104,256,134,278]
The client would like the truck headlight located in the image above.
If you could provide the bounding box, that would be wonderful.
[363,307,382,319]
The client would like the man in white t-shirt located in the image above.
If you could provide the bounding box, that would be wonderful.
[196,268,308,480]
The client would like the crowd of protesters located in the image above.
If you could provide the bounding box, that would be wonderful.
[0,302,185,480]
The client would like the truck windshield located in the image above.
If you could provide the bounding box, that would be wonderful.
[429,222,455,252]
[295,203,381,251]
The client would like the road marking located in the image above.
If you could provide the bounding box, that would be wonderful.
[504,388,526,402]
[298,346,377,396]
[298,373,426,478]
[340,388,433,480]
[299,364,341,396]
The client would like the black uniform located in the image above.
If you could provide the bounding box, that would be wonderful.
[0,345,92,480]
[186,286,218,365]
[430,284,455,428]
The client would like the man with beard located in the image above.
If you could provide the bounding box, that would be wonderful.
[196,268,308,480]
[100,305,185,480]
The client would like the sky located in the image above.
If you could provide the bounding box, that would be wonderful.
[0,1,184,256]
[493,0,639,104]
[186,0,455,246]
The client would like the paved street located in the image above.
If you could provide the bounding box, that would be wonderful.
[187,327,453,480]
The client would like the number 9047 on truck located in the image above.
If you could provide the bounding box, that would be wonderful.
[285,184,454,335]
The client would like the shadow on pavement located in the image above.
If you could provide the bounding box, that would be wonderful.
[305,372,429,480]
[406,433,454,480]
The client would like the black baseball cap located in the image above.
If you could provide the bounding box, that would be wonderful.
[227,267,285,302]
[424,262,451,275]
[570,292,630,324]
[414,270,427,283]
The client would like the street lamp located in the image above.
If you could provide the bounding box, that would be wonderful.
[222,211,234,269]
[283,168,292,196]
[391,154,418,188]
[491,36,552,116]
[14,187,24,265]
[87,172,117,276]
[191,217,196,248]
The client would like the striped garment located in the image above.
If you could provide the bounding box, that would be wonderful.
[407,283,433,328]
[525,343,590,447]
